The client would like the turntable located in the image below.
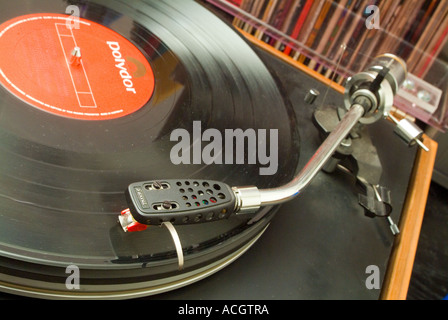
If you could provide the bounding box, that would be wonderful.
[0,0,439,300]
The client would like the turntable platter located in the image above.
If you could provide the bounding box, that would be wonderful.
[0,0,300,298]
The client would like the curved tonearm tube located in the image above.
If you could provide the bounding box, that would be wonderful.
[119,54,427,232]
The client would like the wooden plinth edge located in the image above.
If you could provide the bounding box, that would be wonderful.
[381,135,438,300]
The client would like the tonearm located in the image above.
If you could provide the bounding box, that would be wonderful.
[119,54,428,233]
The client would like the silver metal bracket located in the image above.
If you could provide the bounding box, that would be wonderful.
[161,222,184,270]
[387,113,429,152]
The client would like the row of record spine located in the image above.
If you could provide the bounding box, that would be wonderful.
[224,0,448,85]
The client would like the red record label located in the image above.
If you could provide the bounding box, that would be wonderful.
[0,14,155,120]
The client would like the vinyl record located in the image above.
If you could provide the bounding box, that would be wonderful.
[0,0,300,298]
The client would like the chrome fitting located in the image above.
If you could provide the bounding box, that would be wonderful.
[344,54,407,125]
[232,186,261,215]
